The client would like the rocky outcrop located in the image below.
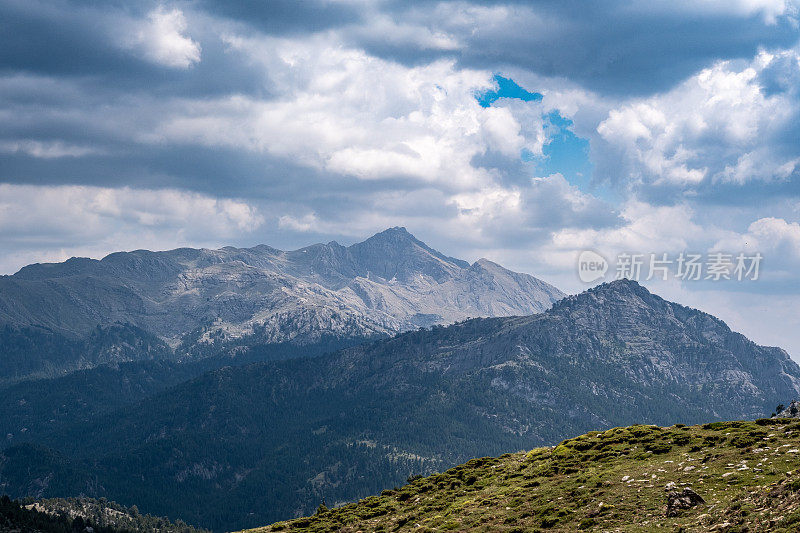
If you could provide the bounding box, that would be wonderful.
[774,400,800,418]
[666,487,705,516]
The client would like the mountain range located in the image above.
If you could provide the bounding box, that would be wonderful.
[0,227,563,382]
[1,278,797,530]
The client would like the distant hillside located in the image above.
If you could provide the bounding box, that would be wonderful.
[0,495,206,533]
[246,418,800,532]
[0,227,563,380]
[0,323,172,385]
[2,280,797,530]
[0,338,367,441]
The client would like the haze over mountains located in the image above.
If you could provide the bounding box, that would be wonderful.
[1,279,797,530]
[0,227,563,382]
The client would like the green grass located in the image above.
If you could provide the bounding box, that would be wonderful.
[240,419,800,532]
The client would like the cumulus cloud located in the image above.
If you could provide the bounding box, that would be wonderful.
[546,200,706,270]
[594,48,800,192]
[711,217,800,280]
[442,173,617,249]
[145,34,545,190]
[342,12,461,52]
[130,6,201,68]
[278,213,319,232]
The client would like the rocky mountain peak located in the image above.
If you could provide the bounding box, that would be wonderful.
[591,277,649,294]
[348,227,469,282]
[556,278,666,311]
[353,227,423,250]
[372,225,412,238]
[546,278,719,342]
[472,258,502,270]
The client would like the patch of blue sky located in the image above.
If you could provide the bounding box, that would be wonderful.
[525,111,593,185]
[532,111,618,203]
[475,75,617,203]
[476,75,543,107]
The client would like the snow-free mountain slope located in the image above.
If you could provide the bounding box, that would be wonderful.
[0,227,564,379]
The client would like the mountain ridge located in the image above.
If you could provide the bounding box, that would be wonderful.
[0,228,564,381]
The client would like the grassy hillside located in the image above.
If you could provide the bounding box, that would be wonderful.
[244,418,800,532]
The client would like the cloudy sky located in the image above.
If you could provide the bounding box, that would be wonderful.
[2,0,800,357]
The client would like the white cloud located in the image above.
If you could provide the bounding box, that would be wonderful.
[342,13,461,51]
[712,217,800,278]
[278,213,319,232]
[596,48,800,188]
[551,200,704,260]
[637,0,799,24]
[0,184,262,273]
[130,6,201,68]
[0,139,104,158]
[146,34,546,190]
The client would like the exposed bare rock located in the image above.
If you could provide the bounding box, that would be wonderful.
[774,399,800,418]
[666,487,706,516]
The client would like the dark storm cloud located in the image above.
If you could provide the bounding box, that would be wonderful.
[197,0,364,35]
[0,0,136,76]
[0,0,268,98]
[5,0,795,99]
[358,0,800,95]
[459,14,797,95]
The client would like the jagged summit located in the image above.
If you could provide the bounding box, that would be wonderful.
[595,277,643,288]
[554,277,684,314]
[13,228,464,279]
[577,277,651,296]
[545,277,748,352]
[348,227,469,282]
[553,277,741,337]
[14,228,467,277]
[366,225,412,239]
